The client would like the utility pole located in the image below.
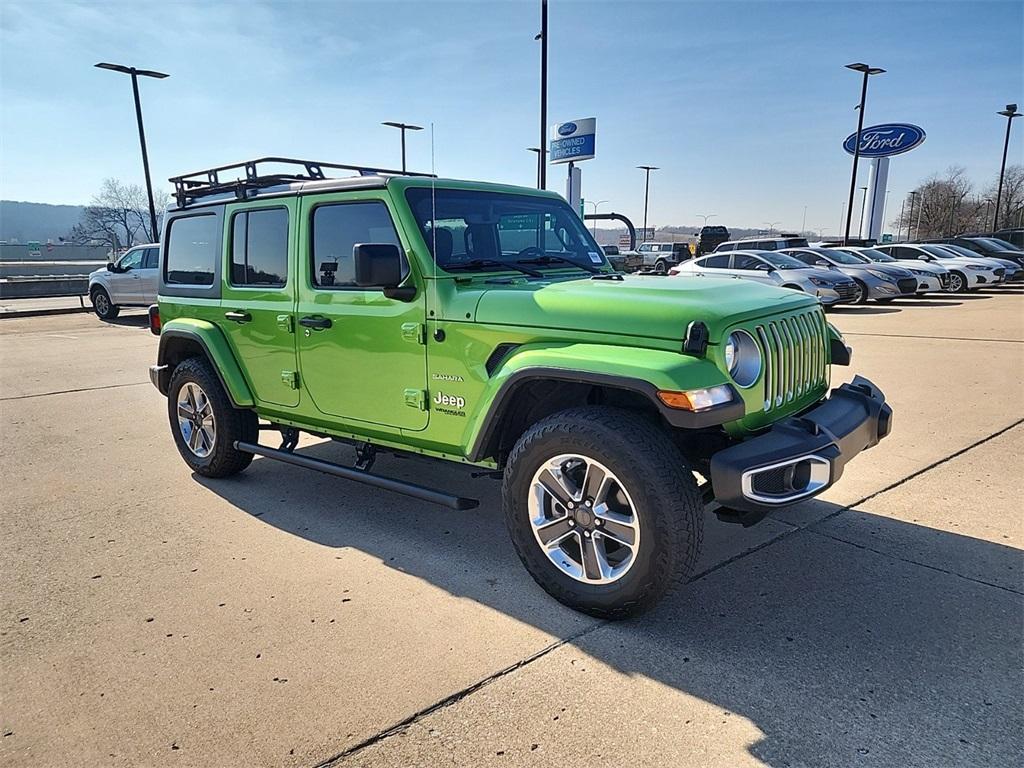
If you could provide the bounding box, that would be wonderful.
[95,62,168,242]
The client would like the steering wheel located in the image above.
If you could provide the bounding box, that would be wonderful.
[516,246,545,260]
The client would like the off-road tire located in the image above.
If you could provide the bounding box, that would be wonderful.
[654,259,669,275]
[167,356,257,478]
[852,279,869,304]
[502,406,703,619]
[91,287,120,320]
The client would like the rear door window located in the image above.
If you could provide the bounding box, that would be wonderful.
[230,207,289,287]
[702,254,731,268]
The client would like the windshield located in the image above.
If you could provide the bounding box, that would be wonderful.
[943,244,981,258]
[816,248,864,265]
[852,248,894,262]
[921,245,957,259]
[759,252,809,269]
[972,237,1021,252]
[405,188,607,274]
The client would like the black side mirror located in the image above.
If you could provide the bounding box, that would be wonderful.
[353,243,415,301]
[106,261,115,271]
[765,266,776,273]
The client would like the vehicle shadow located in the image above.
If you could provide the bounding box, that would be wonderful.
[827,306,901,315]
[885,299,963,307]
[198,440,1024,766]
[103,313,149,328]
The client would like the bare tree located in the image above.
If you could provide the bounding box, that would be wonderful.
[890,167,986,239]
[68,178,169,250]
[983,164,1024,230]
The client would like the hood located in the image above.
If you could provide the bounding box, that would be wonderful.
[864,263,914,279]
[792,267,852,284]
[471,275,817,342]
[893,259,946,274]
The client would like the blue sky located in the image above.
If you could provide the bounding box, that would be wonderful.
[1,0,1021,233]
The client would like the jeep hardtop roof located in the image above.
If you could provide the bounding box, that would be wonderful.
[166,156,562,211]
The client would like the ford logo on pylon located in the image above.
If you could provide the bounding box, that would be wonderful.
[557,122,577,137]
[843,123,926,157]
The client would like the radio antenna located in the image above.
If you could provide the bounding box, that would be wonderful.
[430,122,438,333]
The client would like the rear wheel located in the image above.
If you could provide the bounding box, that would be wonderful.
[167,357,257,477]
[654,259,669,275]
[503,407,703,618]
[91,287,119,320]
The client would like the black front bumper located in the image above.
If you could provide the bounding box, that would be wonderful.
[710,375,892,514]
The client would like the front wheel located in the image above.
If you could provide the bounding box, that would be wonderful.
[167,357,258,477]
[948,271,969,293]
[91,287,120,320]
[503,407,703,619]
[852,279,869,305]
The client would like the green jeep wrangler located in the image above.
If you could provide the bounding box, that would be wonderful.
[149,157,892,618]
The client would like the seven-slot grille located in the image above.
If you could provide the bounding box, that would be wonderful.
[751,309,829,413]
[834,281,859,301]
[896,277,918,294]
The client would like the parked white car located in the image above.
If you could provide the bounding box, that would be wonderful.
[837,247,951,294]
[88,243,159,319]
[669,249,859,306]
[873,244,1003,293]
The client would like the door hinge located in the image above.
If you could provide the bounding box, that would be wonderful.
[281,370,299,389]
[404,388,426,410]
[401,322,425,345]
[276,314,294,333]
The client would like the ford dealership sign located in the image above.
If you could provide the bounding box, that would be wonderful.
[844,123,926,157]
[550,118,596,164]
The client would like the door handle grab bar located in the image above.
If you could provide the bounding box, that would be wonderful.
[299,315,332,330]
[224,310,252,323]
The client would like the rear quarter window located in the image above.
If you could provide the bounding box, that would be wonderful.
[165,214,220,286]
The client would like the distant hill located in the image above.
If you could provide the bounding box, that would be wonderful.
[0,201,86,242]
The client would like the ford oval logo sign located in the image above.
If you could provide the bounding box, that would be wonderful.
[844,123,926,157]
[557,122,577,137]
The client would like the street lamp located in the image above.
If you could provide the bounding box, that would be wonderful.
[94,62,168,242]
[858,185,868,237]
[535,0,549,190]
[637,166,659,242]
[993,103,1022,230]
[907,190,918,241]
[586,200,608,236]
[527,147,546,189]
[843,62,885,245]
[696,213,716,227]
[763,221,781,235]
[381,121,423,172]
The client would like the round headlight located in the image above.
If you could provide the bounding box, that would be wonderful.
[726,330,762,388]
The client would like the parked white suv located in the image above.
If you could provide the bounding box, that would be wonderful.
[88,243,159,319]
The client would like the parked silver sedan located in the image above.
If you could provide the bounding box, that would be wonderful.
[781,247,918,304]
[669,249,859,306]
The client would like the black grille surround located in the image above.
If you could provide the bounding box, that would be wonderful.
[834,282,859,301]
[939,273,951,288]
[897,277,918,294]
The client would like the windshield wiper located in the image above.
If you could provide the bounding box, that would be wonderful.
[516,254,599,274]
[444,259,544,277]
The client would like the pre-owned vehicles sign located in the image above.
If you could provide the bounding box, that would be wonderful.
[550,118,596,164]
[843,123,926,157]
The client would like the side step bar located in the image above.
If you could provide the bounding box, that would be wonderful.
[234,441,480,511]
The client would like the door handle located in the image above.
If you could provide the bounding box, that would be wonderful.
[224,310,252,323]
[299,315,332,330]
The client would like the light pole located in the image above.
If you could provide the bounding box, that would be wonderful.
[858,185,868,237]
[535,0,548,190]
[843,62,885,245]
[993,103,1022,230]
[898,196,907,241]
[907,190,918,241]
[95,62,168,242]
[527,147,546,189]
[801,205,807,234]
[381,121,423,172]
[586,200,608,236]
[637,165,658,242]
[763,221,781,235]
[696,213,716,227]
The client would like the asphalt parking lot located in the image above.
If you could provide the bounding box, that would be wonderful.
[2,288,1022,768]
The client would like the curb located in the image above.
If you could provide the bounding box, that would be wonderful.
[0,306,92,319]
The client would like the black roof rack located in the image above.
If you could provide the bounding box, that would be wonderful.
[168,156,435,208]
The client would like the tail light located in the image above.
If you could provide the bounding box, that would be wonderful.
[148,304,161,336]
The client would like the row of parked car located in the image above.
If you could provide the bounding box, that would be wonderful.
[600,233,1023,308]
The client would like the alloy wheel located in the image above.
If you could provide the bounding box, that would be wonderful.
[93,292,109,315]
[177,382,216,458]
[528,454,640,585]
